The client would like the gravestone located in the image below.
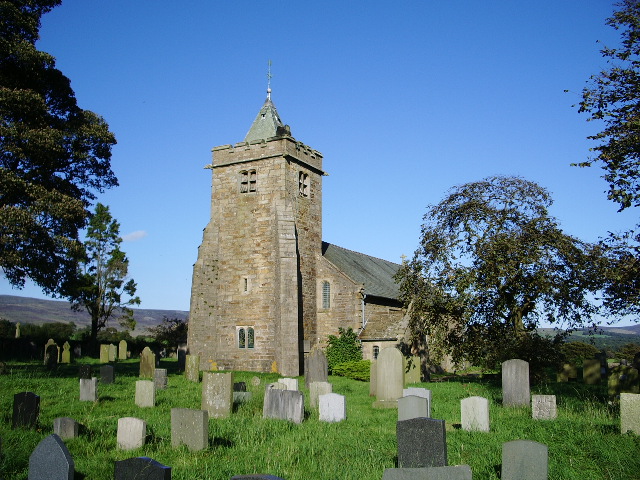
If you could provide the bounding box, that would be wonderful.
[108,343,117,362]
[28,433,74,480]
[279,377,298,391]
[309,381,333,409]
[319,393,346,422]
[201,372,233,418]
[404,356,421,385]
[620,392,640,434]
[154,368,168,390]
[78,365,92,379]
[43,338,57,364]
[397,417,447,468]
[99,344,110,364]
[100,365,115,384]
[117,417,147,450]
[382,465,473,480]
[305,346,328,388]
[501,359,530,407]
[61,341,71,364]
[234,382,247,392]
[501,440,548,480]
[608,365,640,398]
[185,354,200,382]
[583,358,601,384]
[171,408,208,451]
[114,457,171,480]
[118,339,128,360]
[398,395,430,421]
[79,377,98,401]
[12,391,40,429]
[233,391,253,404]
[140,347,156,378]
[596,350,609,378]
[263,385,304,423]
[15,321,20,338]
[403,388,432,402]
[135,380,155,407]
[374,347,404,408]
[461,396,490,432]
[370,361,377,396]
[53,417,79,440]
[532,395,557,420]
[270,382,287,390]
[557,363,577,382]
[177,343,187,371]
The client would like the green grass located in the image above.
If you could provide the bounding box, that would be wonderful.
[1,359,639,479]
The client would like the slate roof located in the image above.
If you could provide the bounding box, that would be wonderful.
[321,242,401,300]
[244,97,285,142]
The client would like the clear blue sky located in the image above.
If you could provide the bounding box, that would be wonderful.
[2,1,636,324]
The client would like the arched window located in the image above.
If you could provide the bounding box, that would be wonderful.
[373,346,380,360]
[238,328,246,348]
[322,281,331,309]
[247,327,255,349]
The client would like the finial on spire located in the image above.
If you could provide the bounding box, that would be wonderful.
[267,59,272,100]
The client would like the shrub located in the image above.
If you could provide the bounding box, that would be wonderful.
[331,360,371,381]
[326,327,362,372]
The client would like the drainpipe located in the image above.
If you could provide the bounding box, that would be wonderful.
[361,293,367,330]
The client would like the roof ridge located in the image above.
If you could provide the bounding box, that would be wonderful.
[322,241,401,267]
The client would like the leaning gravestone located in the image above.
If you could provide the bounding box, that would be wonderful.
[620,392,640,434]
[135,380,155,408]
[532,395,557,420]
[118,339,128,360]
[53,417,79,440]
[502,359,530,407]
[185,354,200,382]
[608,365,640,398]
[154,368,168,390]
[309,381,333,409]
[263,385,304,423]
[319,393,346,422]
[117,417,147,450]
[461,396,490,432]
[171,408,208,451]
[583,358,601,384]
[398,395,430,421]
[404,355,421,385]
[13,391,40,429]
[61,341,71,364]
[375,347,404,408]
[79,377,98,401]
[99,344,110,364]
[100,365,115,384]
[28,433,74,480]
[382,465,473,480]
[305,346,328,388]
[140,347,156,378]
[501,440,548,480]
[201,372,233,418]
[114,456,171,480]
[397,417,447,468]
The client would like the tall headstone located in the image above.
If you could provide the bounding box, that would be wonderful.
[370,361,377,396]
[620,392,640,434]
[53,417,79,440]
[501,440,548,480]
[135,380,156,408]
[108,343,117,362]
[608,365,640,397]
[100,365,115,384]
[502,359,530,407]
[185,354,200,382]
[398,395,430,421]
[61,341,71,364]
[140,347,156,378]
[309,381,333,409]
[114,457,171,480]
[583,358,601,384]
[305,346,328,388]
[117,417,147,450]
[404,355,421,385]
[43,338,57,364]
[201,372,233,418]
[12,392,40,429]
[262,385,305,423]
[382,465,473,480]
[374,347,404,408]
[28,434,74,480]
[319,393,346,422]
[461,396,490,432]
[118,339,128,360]
[532,395,557,420]
[154,368,168,390]
[171,408,208,451]
[99,344,110,364]
[177,344,187,371]
[397,417,447,468]
[79,377,98,401]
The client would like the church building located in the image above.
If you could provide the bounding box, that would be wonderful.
[187,88,407,376]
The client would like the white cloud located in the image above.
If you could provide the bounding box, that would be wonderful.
[121,230,148,242]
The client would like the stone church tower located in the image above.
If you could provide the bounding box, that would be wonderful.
[187,89,326,376]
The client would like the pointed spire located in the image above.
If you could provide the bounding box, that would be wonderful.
[244,60,288,142]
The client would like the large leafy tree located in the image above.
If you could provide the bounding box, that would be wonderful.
[0,0,117,295]
[67,203,139,349]
[396,176,601,370]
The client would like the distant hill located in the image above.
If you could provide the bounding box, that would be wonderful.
[0,295,188,336]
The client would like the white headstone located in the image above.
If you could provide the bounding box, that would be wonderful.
[461,396,490,432]
[319,393,346,422]
[117,417,147,450]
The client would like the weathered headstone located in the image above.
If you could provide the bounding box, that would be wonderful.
[140,347,156,378]
[397,417,447,468]
[404,355,421,385]
[28,433,74,480]
[53,417,79,440]
[118,339,128,360]
[309,381,333,409]
[398,395,430,421]
[201,371,233,418]
[263,385,304,423]
[461,396,490,432]
[382,465,473,480]
[177,343,187,371]
[99,344,110,364]
[79,377,98,401]
[117,417,147,450]
[502,359,530,407]
[185,354,200,382]
[78,365,92,379]
[12,392,40,429]
[501,440,548,480]
[108,343,117,362]
[403,388,432,401]
[374,347,404,408]
[370,360,377,396]
[608,365,640,398]
[154,368,168,390]
[135,380,155,408]
[532,395,557,420]
[61,341,71,364]
[234,381,247,392]
[305,346,328,388]
[583,358,601,384]
[279,377,298,391]
[557,363,578,382]
[114,456,171,480]
[620,392,640,434]
[319,393,346,422]
[171,408,208,451]
[251,375,261,387]
[100,365,115,384]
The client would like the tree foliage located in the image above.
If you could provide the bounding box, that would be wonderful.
[560,341,601,366]
[66,203,139,348]
[396,176,601,370]
[147,316,188,348]
[325,327,362,373]
[0,0,117,295]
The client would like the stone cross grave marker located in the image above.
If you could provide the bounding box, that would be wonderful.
[79,377,98,402]
[398,395,430,421]
[53,417,79,440]
[319,393,346,422]
[61,341,71,364]
[397,417,447,468]
[375,347,404,408]
[139,346,156,378]
[583,358,601,384]
[305,346,328,388]
[185,354,200,382]
[114,456,171,480]
[501,439,548,480]
[620,392,640,434]
[99,344,110,364]
[382,465,473,480]
[135,380,156,408]
[263,385,304,423]
[117,417,147,450]
[309,381,333,409]
[100,365,115,384]
[502,359,530,407]
[154,368,168,390]
[12,391,40,429]
[118,339,128,360]
[171,408,208,451]
[28,434,74,480]
[532,395,557,420]
[461,396,490,432]
[201,372,233,418]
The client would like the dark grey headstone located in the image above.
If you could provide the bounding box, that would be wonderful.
[53,417,79,440]
[28,434,74,480]
[78,365,92,379]
[12,392,40,429]
[45,344,58,370]
[114,456,171,480]
[100,365,115,384]
[262,386,304,423]
[234,382,247,392]
[304,346,328,388]
[397,417,447,468]
[382,465,472,480]
[501,440,548,480]
[177,344,187,371]
[154,368,168,390]
[502,359,530,407]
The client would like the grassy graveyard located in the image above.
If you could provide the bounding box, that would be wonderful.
[1,359,639,480]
